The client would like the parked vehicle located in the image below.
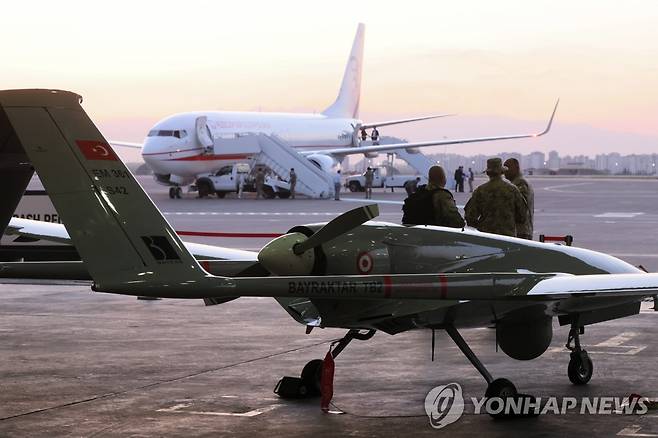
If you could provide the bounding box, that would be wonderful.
[194,164,292,199]
[345,167,426,192]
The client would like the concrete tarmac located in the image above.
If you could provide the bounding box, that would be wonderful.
[1,176,657,436]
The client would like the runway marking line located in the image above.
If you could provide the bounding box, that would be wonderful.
[547,332,647,355]
[340,198,466,209]
[341,198,403,205]
[543,182,594,193]
[157,402,280,417]
[595,212,645,218]
[595,332,640,347]
[617,425,658,437]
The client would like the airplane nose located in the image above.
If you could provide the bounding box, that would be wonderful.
[141,138,176,169]
[141,138,159,156]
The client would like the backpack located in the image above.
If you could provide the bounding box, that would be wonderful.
[401,185,439,225]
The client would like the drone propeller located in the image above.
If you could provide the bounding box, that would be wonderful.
[258,204,379,275]
[293,204,378,255]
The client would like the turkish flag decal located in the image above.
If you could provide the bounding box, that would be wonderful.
[75,140,119,161]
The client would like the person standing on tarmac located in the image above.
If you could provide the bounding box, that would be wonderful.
[255,168,265,199]
[401,165,464,228]
[467,167,475,193]
[464,158,527,237]
[364,167,374,199]
[371,127,380,145]
[504,158,534,239]
[237,172,245,199]
[333,170,342,200]
[289,168,297,199]
[456,166,465,192]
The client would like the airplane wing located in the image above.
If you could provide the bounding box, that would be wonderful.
[359,114,453,130]
[225,271,658,302]
[5,217,70,244]
[80,270,657,305]
[109,141,142,149]
[4,217,258,261]
[2,217,259,285]
[306,100,559,158]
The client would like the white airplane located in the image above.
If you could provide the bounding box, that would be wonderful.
[113,23,558,195]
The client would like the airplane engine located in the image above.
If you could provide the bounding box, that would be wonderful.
[306,154,337,173]
[496,315,553,361]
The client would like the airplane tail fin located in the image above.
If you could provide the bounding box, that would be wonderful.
[322,23,365,119]
[0,89,208,295]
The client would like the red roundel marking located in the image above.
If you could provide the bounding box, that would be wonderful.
[356,251,373,274]
[200,260,211,272]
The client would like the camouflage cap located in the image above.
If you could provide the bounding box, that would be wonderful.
[486,158,507,174]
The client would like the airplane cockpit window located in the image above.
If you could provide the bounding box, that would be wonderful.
[147,130,187,138]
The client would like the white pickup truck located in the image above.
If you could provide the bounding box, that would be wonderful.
[194,164,292,199]
[345,167,426,192]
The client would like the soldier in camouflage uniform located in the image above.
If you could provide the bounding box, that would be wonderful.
[504,158,534,239]
[364,167,374,199]
[427,165,465,228]
[464,158,527,237]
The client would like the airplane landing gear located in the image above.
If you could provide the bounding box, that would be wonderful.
[444,325,533,418]
[484,377,517,399]
[566,322,593,385]
[275,329,376,399]
[168,187,182,199]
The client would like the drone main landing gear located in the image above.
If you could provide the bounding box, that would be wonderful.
[445,324,535,419]
[566,320,593,385]
[274,329,375,399]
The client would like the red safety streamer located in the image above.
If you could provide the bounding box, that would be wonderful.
[320,350,335,412]
[176,230,282,238]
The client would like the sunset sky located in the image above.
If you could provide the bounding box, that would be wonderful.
[3,1,658,157]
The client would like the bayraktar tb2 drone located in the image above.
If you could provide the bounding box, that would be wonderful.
[1,90,656,416]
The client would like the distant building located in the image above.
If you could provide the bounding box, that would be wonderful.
[348,145,657,177]
[525,151,545,170]
[547,150,560,170]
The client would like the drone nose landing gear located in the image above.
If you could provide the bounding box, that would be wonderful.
[274,329,376,400]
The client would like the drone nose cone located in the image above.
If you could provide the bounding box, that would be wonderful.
[258,232,315,276]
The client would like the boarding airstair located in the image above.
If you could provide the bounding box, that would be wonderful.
[212,133,334,199]
[392,147,437,176]
[250,134,334,199]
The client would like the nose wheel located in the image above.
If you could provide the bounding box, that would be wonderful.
[168,187,182,199]
[566,322,593,385]
[275,329,376,399]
